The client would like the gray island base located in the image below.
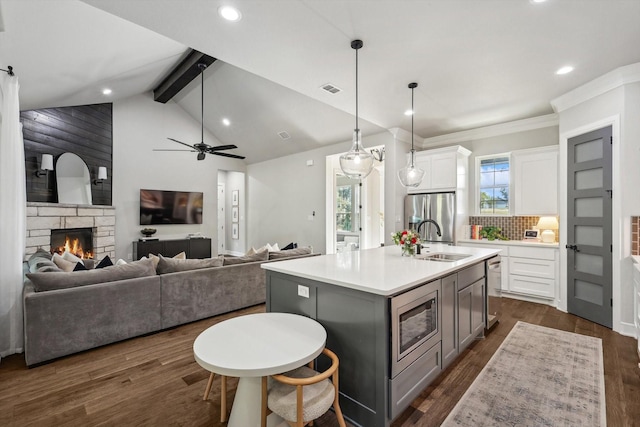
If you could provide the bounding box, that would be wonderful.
[262,245,500,427]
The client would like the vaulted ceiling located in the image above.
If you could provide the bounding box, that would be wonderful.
[2,0,640,164]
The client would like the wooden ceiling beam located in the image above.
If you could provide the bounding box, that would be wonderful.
[153,49,216,103]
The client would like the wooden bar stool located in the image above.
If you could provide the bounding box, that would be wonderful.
[203,373,229,423]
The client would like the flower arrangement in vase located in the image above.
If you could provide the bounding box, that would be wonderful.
[391,229,421,256]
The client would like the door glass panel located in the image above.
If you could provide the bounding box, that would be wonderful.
[575,252,603,276]
[574,279,603,305]
[574,138,603,163]
[575,225,603,246]
[575,197,602,217]
[575,168,603,190]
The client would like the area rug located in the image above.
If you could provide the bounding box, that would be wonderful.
[442,321,606,426]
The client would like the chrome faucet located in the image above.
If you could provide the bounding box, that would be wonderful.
[417,219,442,238]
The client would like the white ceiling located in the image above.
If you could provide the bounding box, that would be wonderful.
[3,0,640,164]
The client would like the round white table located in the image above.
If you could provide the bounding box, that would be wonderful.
[193,312,327,427]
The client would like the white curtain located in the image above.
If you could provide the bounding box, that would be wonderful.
[0,72,26,361]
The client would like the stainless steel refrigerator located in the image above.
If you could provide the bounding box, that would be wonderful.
[405,192,456,244]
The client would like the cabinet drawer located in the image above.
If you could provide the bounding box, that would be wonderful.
[509,275,555,299]
[509,245,556,260]
[388,341,441,419]
[509,257,555,279]
[457,262,485,290]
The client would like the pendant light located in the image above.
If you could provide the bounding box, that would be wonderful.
[340,39,374,179]
[397,82,425,187]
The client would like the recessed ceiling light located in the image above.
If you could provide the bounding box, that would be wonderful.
[530,0,548,3]
[556,66,574,75]
[222,118,231,126]
[404,109,414,116]
[102,88,112,95]
[218,6,241,22]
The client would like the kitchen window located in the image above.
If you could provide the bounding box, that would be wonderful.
[477,154,510,215]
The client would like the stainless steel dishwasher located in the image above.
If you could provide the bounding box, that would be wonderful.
[486,256,502,329]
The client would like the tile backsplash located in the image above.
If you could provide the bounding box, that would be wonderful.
[468,216,550,241]
[633,216,639,255]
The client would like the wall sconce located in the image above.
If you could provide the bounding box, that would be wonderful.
[35,154,54,177]
[536,216,559,243]
[93,166,107,185]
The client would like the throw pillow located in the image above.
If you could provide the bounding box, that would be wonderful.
[27,249,61,273]
[245,247,257,256]
[26,257,156,292]
[95,255,114,269]
[73,262,87,271]
[62,251,84,266]
[268,247,312,260]
[115,258,128,266]
[156,255,223,274]
[271,243,280,252]
[282,242,295,250]
[52,253,77,272]
[223,248,269,265]
[148,251,186,269]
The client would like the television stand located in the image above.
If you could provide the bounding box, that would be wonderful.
[132,237,211,260]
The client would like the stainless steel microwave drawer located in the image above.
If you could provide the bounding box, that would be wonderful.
[457,262,485,290]
[388,341,441,420]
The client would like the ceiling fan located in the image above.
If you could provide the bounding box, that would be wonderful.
[154,63,245,160]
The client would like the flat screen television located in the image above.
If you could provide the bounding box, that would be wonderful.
[140,189,203,225]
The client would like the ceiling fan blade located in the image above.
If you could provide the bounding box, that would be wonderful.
[153,149,197,152]
[207,144,238,152]
[212,151,246,160]
[167,137,197,150]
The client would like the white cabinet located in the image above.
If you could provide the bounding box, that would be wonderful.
[408,146,471,194]
[457,240,559,305]
[512,145,559,215]
[507,246,558,300]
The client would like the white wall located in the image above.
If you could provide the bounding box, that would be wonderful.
[247,132,394,254]
[112,92,245,260]
[222,170,246,255]
[556,82,640,334]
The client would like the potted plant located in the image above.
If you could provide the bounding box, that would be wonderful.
[479,226,508,241]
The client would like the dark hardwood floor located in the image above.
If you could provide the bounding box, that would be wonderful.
[0,298,638,427]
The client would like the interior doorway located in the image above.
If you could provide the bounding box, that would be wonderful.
[217,183,225,255]
[566,126,613,328]
[325,145,385,254]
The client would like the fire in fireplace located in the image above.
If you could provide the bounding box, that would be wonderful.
[50,228,94,259]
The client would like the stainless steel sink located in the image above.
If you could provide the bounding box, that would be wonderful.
[416,252,472,262]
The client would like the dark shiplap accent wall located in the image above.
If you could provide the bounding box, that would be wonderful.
[22,103,112,205]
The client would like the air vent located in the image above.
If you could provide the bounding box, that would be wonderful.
[320,83,342,94]
[278,131,291,140]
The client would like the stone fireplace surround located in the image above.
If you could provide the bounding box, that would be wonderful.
[25,202,115,262]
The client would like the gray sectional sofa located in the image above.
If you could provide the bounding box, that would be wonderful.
[23,248,317,366]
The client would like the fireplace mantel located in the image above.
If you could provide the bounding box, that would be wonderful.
[25,202,115,261]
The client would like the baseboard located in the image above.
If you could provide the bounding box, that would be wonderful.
[617,321,637,338]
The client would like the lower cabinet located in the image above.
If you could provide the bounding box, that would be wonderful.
[458,278,485,352]
[441,273,458,369]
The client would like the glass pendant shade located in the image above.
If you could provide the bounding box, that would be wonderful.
[398,82,425,187]
[340,129,374,179]
[398,149,425,187]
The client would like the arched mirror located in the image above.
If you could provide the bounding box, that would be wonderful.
[56,153,92,204]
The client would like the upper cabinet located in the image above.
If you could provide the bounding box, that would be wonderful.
[408,146,471,194]
[512,146,559,215]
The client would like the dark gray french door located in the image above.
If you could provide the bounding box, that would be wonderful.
[566,126,612,328]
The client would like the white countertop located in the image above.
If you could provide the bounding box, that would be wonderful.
[457,238,559,248]
[262,245,500,297]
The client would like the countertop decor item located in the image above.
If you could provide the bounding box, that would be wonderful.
[536,216,559,243]
[391,229,421,256]
[479,226,508,241]
[141,228,157,237]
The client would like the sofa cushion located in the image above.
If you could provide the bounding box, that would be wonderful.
[223,249,269,265]
[268,247,312,260]
[26,257,156,292]
[281,242,295,250]
[156,255,223,274]
[27,250,61,273]
[73,262,87,271]
[62,250,84,266]
[95,255,114,269]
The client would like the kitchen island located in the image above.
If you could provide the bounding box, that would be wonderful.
[262,244,500,427]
